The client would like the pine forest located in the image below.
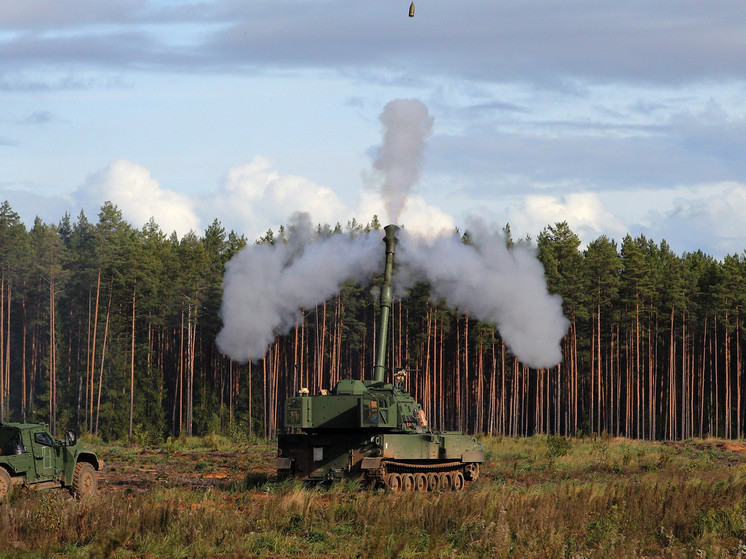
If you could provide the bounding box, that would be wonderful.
[1,200,745,444]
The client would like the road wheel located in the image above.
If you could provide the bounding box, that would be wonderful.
[438,472,451,491]
[414,473,427,491]
[452,471,465,491]
[71,462,97,499]
[426,472,439,491]
[0,468,10,501]
[385,472,402,492]
[401,473,415,492]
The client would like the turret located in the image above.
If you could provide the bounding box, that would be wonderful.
[373,224,399,383]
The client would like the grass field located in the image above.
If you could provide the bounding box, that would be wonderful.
[2,434,746,558]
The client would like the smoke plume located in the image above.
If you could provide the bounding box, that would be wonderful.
[216,99,568,369]
[373,99,433,224]
[396,222,568,369]
[216,213,381,363]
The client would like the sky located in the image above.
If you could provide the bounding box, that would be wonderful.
[2,0,746,259]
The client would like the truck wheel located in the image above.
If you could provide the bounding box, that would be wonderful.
[71,462,97,499]
[0,468,10,500]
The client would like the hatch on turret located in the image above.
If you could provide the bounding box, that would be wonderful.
[333,379,366,395]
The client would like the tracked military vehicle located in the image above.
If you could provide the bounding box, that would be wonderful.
[0,422,103,500]
[276,225,484,491]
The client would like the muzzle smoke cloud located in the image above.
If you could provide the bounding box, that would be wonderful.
[396,223,568,369]
[216,212,381,362]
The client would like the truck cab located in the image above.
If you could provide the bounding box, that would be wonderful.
[0,423,103,500]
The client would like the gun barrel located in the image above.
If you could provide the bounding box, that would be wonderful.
[373,225,399,383]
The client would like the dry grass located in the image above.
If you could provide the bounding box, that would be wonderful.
[3,435,746,557]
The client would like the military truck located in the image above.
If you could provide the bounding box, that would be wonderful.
[0,422,103,500]
[276,225,484,491]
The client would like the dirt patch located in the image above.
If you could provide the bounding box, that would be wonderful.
[662,439,746,467]
[716,442,746,453]
[97,446,276,495]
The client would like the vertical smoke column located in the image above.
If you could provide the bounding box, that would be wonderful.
[373,99,433,223]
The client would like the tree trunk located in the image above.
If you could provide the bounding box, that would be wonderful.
[95,286,112,436]
[129,280,136,441]
[732,312,741,439]
[49,274,56,435]
[1,268,5,422]
[179,306,184,435]
[21,293,26,423]
[3,278,11,422]
[247,360,253,438]
[90,268,101,433]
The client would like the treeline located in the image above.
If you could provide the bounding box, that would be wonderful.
[0,201,246,442]
[0,200,744,441]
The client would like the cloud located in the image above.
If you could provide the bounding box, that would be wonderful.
[17,110,54,125]
[0,1,142,28]
[2,1,744,264]
[199,1,746,86]
[642,182,746,257]
[210,156,350,239]
[209,155,456,240]
[498,182,746,259]
[74,159,200,235]
[0,148,455,243]
[2,1,746,87]
[3,157,746,261]
[507,192,628,247]
[423,94,746,205]
[0,187,68,224]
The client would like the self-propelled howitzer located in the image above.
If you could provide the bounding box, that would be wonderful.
[276,225,484,491]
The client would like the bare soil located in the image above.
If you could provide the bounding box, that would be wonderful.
[99,445,277,495]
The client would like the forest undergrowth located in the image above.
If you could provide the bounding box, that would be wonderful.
[3,434,746,558]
